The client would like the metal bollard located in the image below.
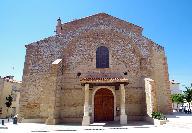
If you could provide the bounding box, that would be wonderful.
[13,117,17,124]
[2,120,4,125]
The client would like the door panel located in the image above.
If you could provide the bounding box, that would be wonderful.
[94,88,114,122]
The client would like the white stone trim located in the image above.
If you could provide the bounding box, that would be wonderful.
[52,59,62,64]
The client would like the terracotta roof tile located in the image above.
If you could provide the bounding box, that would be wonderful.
[80,72,128,83]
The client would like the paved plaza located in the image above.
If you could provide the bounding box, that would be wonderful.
[0,112,192,133]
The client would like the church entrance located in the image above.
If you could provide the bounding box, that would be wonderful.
[94,88,114,122]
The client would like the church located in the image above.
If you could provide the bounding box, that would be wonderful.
[19,13,172,125]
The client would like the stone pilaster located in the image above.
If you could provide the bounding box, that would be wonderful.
[45,78,58,124]
[120,84,127,125]
[144,78,158,117]
[45,59,62,125]
[82,84,90,126]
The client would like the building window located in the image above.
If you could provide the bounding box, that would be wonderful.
[96,46,109,68]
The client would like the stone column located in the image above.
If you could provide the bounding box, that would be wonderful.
[82,84,90,126]
[120,84,127,125]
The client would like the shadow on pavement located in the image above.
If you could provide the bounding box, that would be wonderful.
[166,112,192,118]
[90,121,153,127]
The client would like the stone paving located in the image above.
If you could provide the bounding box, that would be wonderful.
[0,112,192,133]
[163,112,192,129]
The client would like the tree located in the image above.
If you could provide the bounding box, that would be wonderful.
[183,83,192,109]
[171,93,184,110]
[5,95,13,118]
[171,94,177,109]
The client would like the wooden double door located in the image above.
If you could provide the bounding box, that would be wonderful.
[94,88,114,122]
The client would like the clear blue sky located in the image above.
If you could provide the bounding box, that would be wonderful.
[0,0,191,89]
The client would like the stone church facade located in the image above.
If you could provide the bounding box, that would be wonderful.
[19,13,172,125]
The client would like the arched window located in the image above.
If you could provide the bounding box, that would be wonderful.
[96,46,109,68]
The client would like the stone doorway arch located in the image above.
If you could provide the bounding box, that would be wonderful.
[92,87,116,122]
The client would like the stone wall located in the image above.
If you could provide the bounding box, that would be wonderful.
[60,88,84,122]
[20,36,64,119]
[125,87,146,120]
[0,79,4,110]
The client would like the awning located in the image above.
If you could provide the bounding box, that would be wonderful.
[80,72,128,85]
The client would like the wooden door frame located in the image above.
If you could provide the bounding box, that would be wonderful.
[92,86,116,122]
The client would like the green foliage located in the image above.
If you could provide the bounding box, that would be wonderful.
[5,95,13,108]
[171,94,184,104]
[151,112,167,120]
[183,83,192,109]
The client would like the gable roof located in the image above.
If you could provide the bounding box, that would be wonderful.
[27,13,164,53]
[57,13,143,35]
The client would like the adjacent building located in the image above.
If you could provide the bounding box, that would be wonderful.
[19,13,172,125]
[0,76,21,118]
[170,80,182,94]
[170,80,182,111]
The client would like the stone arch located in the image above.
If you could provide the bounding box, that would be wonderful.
[92,86,116,122]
